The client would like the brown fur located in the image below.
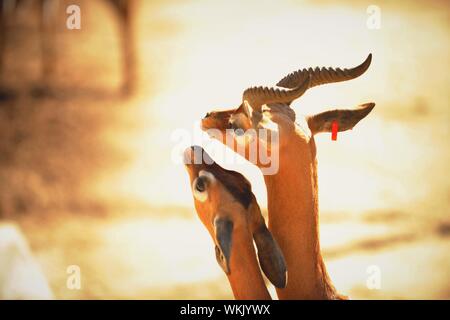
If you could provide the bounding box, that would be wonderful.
[184,146,287,299]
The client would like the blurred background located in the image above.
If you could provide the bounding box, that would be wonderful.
[0,0,448,299]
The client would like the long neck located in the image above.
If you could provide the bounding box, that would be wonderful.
[264,136,338,299]
[226,229,271,300]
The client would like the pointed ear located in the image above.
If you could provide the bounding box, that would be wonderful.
[307,102,375,135]
[253,224,287,288]
[213,217,233,274]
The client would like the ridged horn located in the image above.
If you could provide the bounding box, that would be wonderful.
[276,54,372,89]
[243,74,311,109]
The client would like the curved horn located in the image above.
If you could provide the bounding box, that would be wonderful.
[276,53,372,89]
[242,74,311,109]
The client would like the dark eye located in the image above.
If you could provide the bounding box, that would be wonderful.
[193,176,208,202]
[195,177,206,192]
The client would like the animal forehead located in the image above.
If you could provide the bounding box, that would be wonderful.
[197,164,253,210]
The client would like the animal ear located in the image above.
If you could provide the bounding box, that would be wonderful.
[253,224,287,288]
[307,102,375,135]
[213,217,233,274]
[242,100,253,118]
[231,101,263,131]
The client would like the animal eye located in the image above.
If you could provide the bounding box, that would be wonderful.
[193,177,208,202]
[195,178,206,192]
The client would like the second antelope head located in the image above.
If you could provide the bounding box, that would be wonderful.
[201,54,375,168]
[184,146,287,291]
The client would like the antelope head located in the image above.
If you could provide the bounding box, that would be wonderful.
[201,54,375,165]
[183,146,287,289]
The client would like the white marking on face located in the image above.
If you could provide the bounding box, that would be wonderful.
[193,186,207,202]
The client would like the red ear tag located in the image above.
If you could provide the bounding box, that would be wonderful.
[331,121,338,141]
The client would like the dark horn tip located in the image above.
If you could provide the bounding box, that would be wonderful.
[360,102,376,109]
[364,53,372,66]
[357,102,376,117]
[352,54,372,77]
